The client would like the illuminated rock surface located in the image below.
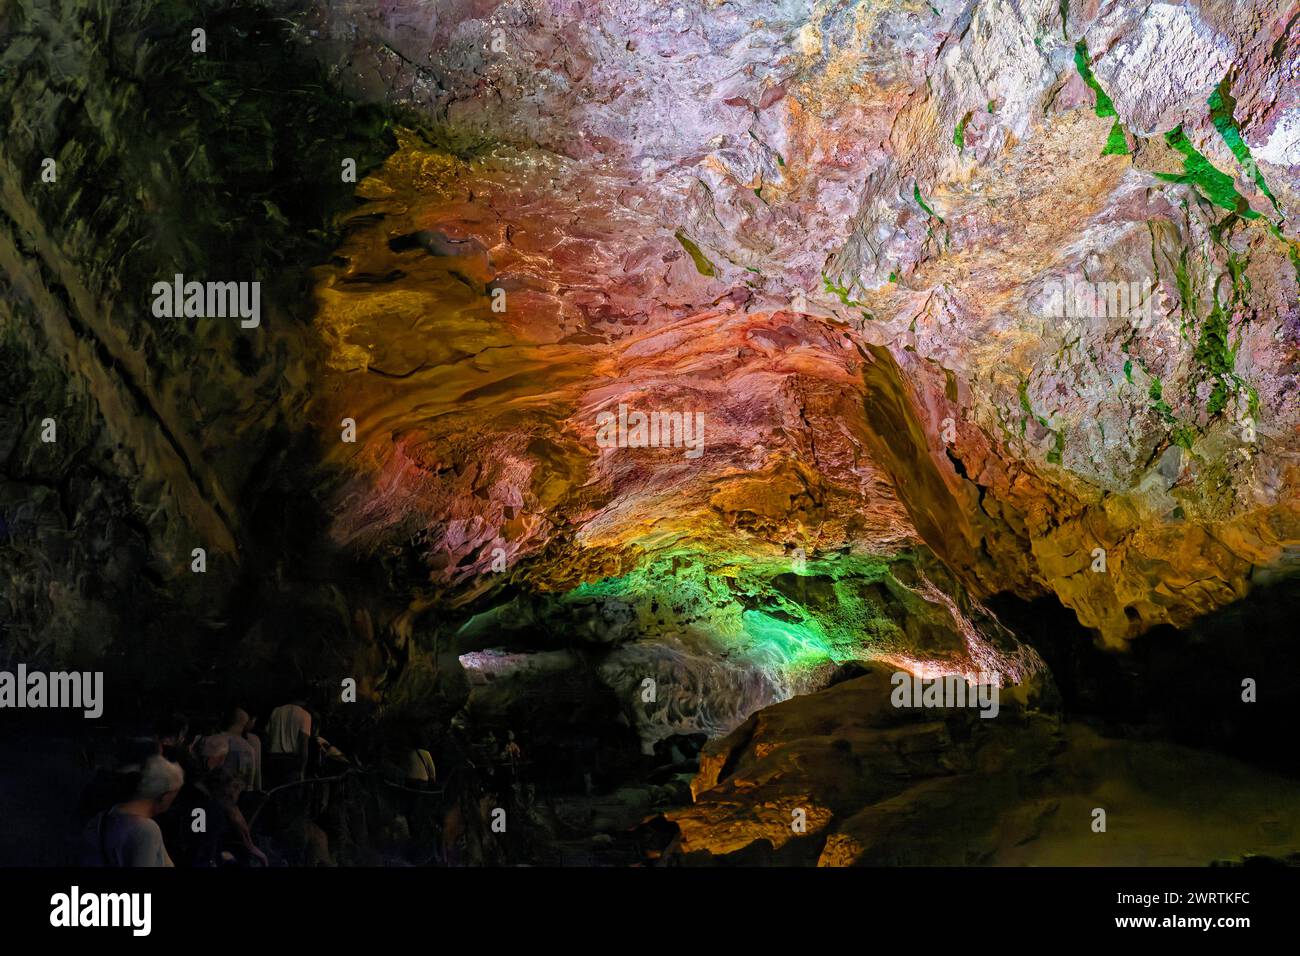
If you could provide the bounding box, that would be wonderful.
[2,0,1299,865]
[300,0,1300,647]
[669,667,1300,865]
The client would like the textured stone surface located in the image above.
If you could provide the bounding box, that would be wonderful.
[2,0,1300,866]
[668,667,1300,866]
[292,0,1300,651]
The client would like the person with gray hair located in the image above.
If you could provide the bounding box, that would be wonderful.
[84,753,183,866]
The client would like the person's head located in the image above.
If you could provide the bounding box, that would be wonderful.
[199,734,229,771]
[223,706,250,734]
[135,754,184,816]
[115,735,161,772]
[155,712,188,749]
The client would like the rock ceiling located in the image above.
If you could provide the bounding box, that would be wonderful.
[299,0,1300,659]
[2,0,1298,748]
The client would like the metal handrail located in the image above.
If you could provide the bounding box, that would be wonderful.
[247,766,447,827]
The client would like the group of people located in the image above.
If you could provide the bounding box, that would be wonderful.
[75,693,543,867]
[80,699,335,867]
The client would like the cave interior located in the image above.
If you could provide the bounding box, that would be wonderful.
[1,0,1300,868]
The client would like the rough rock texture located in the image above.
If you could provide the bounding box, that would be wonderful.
[668,667,1300,866]
[454,549,1045,748]
[2,0,1300,864]
[0,0,400,706]
[292,0,1300,652]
